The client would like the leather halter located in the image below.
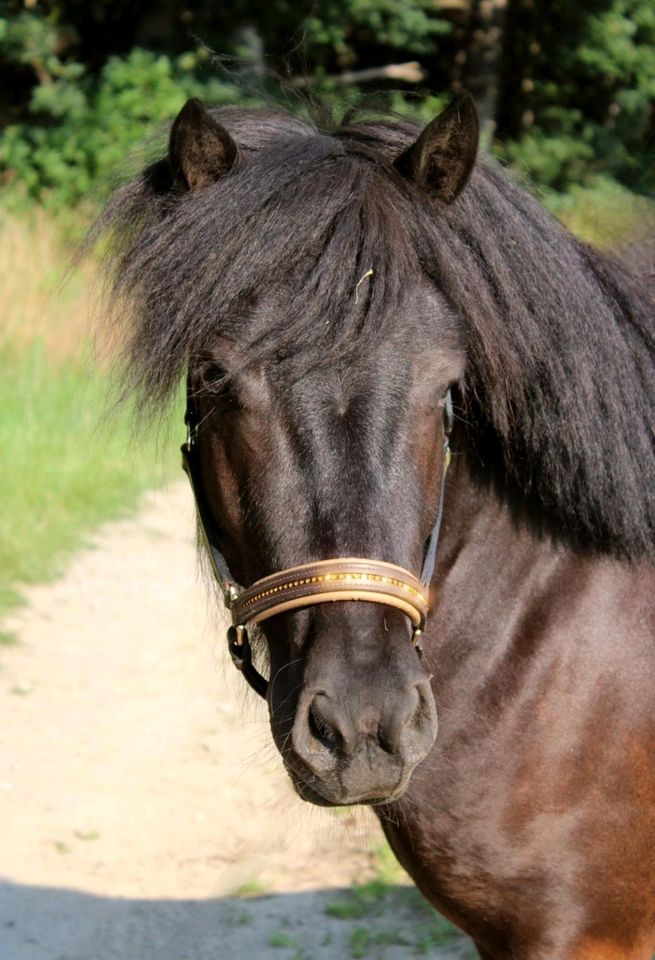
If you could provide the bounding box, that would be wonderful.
[181,386,453,700]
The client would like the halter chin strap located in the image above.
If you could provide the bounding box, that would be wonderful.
[181,388,453,700]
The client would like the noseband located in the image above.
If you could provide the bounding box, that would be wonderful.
[181,388,453,699]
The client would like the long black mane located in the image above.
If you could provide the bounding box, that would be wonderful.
[96,105,655,560]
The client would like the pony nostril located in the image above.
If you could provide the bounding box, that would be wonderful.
[396,679,438,763]
[292,681,437,776]
[308,702,340,753]
[382,686,420,753]
[290,693,343,774]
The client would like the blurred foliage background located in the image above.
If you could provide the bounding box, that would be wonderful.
[0,0,653,623]
[1,0,654,209]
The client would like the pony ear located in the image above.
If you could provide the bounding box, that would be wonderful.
[169,98,238,191]
[394,92,479,203]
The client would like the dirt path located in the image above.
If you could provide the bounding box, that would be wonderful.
[0,483,469,960]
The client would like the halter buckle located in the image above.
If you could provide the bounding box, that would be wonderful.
[226,624,269,699]
[227,624,248,663]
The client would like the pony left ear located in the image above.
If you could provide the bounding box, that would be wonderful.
[394,92,479,203]
[169,98,238,191]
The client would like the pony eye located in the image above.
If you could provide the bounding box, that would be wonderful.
[198,361,228,394]
[196,361,242,412]
[432,385,451,407]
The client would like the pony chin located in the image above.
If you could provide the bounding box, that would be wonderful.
[287,763,412,808]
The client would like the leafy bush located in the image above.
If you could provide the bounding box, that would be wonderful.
[0,38,254,208]
[2,1,654,207]
[303,0,450,68]
[0,0,454,209]
[498,129,597,194]
[496,0,655,192]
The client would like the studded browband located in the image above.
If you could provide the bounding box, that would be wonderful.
[181,387,453,699]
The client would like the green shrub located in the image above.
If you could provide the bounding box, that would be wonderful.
[304,0,450,68]
[0,43,254,209]
[496,0,655,193]
[498,129,596,194]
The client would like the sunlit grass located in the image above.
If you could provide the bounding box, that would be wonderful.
[544,175,655,250]
[0,213,180,621]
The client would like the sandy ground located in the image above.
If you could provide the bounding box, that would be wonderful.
[0,483,467,960]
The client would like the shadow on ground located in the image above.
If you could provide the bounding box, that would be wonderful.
[0,878,474,960]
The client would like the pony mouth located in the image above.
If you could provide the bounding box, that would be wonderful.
[288,764,410,808]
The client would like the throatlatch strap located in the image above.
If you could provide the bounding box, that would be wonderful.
[420,438,451,588]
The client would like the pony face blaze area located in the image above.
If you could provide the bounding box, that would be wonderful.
[158,97,476,806]
[192,320,464,805]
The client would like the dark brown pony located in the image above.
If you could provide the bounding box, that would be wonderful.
[97,93,655,959]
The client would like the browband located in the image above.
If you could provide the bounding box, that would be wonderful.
[181,388,453,699]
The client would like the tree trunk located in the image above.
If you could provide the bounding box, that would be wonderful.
[458,0,507,136]
[495,0,543,140]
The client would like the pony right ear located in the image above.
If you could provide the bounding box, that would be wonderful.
[394,92,479,203]
[169,98,238,191]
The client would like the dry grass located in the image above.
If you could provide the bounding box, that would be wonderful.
[0,210,100,358]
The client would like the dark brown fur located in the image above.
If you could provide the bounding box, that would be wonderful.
[383,459,655,957]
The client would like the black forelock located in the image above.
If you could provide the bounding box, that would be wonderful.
[95,108,428,396]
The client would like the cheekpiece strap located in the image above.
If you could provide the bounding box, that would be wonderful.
[181,441,238,605]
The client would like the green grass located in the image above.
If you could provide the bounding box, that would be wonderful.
[0,340,180,621]
[0,628,21,647]
[543,175,655,250]
[223,908,252,928]
[231,877,268,898]
[0,212,181,625]
[269,930,297,948]
[324,840,471,958]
